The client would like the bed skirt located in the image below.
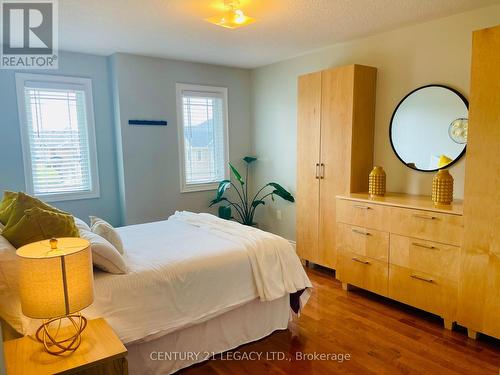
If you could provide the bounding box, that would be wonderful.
[126,295,290,374]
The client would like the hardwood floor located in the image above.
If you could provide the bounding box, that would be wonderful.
[181,266,500,375]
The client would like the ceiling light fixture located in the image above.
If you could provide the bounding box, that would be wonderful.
[206,0,256,29]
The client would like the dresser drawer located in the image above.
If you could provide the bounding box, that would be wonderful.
[390,234,460,281]
[336,199,391,231]
[389,207,463,246]
[337,251,388,296]
[337,223,389,262]
[389,265,457,318]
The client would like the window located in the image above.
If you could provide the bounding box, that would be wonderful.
[15,74,100,202]
[176,83,229,192]
[196,150,203,162]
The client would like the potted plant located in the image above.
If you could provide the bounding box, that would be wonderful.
[210,156,294,226]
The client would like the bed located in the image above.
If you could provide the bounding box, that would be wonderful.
[0,211,312,374]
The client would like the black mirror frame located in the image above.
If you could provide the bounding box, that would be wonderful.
[389,84,469,173]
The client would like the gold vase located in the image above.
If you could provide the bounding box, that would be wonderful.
[432,169,454,205]
[369,166,386,197]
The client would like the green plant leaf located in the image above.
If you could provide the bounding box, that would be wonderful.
[243,156,257,164]
[211,179,230,204]
[229,163,244,186]
[218,206,232,220]
[268,182,295,202]
[210,196,229,207]
[251,200,266,208]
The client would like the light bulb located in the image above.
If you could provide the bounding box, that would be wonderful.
[206,3,256,29]
[234,9,246,24]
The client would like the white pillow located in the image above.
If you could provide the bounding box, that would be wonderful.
[90,216,124,255]
[79,228,128,274]
[0,235,24,333]
[74,217,90,232]
[0,235,18,290]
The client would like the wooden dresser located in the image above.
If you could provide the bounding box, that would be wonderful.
[336,193,463,329]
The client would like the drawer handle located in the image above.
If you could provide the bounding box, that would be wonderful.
[412,242,437,250]
[352,228,370,236]
[413,214,438,220]
[410,274,434,283]
[315,163,320,179]
[320,163,325,179]
[352,257,371,265]
[353,205,371,210]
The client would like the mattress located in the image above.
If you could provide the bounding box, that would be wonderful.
[0,214,310,345]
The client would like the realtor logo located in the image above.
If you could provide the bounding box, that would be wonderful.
[1,0,58,69]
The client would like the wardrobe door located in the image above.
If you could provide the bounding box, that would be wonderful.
[458,26,500,339]
[318,66,355,268]
[296,72,322,263]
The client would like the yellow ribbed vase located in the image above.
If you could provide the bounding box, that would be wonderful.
[432,169,454,205]
[369,166,386,197]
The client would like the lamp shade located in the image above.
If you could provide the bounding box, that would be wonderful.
[16,237,94,319]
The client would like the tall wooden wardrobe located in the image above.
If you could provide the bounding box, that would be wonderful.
[296,65,377,269]
[457,25,500,339]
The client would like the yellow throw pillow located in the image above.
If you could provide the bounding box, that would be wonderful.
[4,192,67,228]
[2,207,80,248]
[0,191,18,225]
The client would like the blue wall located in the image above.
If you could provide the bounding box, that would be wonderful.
[110,54,252,225]
[0,51,121,225]
[0,51,252,227]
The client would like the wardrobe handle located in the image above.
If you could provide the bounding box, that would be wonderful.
[410,274,434,283]
[413,214,437,220]
[351,257,371,265]
[352,228,370,236]
[320,163,325,179]
[412,242,437,250]
[353,205,371,210]
[315,163,320,179]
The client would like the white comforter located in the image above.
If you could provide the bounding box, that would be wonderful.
[2,212,311,344]
[172,212,312,302]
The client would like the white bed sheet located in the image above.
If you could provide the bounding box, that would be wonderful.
[84,219,265,344]
[126,295,290,375]
[1,215,310,345]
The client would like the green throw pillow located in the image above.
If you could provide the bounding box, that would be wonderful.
[2,207,80,248]
[0,191,18,225]
[4,192,68,228]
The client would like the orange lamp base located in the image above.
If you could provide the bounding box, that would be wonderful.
[35,314,88,355]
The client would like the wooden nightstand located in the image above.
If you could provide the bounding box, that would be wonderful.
[3,318,128,375]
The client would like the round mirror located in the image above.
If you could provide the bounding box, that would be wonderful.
[390,85,468,172]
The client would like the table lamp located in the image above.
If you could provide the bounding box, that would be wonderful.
[16,237,94,355]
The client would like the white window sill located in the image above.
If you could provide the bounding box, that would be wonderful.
[181,182,221,193]
[35,190,100,203]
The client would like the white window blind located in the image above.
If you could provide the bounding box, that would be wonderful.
[16,74,99,202]
[177,84,229,192]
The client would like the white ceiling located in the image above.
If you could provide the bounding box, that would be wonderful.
[59,0,500,68]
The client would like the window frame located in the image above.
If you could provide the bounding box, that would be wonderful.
[15,73,100,202]
[176,83,230,193]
